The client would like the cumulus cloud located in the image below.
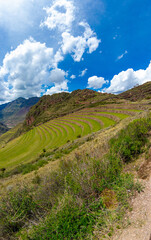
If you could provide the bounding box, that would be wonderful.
[41,0,75,32]
[41,1,100,62]
[0,0,101,103]
[87,76,106,89]
[49,68,67,84]
[79,68,87,77]
[0,38,69,103]
[61,22,100,62]
[54,50,64,67]
[45,81,68,95]
[106,61,151,94]
[61,32,86,62]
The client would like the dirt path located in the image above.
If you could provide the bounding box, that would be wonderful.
[112,176,151,240]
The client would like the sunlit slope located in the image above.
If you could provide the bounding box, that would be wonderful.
[0,107,141,169]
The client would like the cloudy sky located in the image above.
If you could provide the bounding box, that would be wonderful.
[0,0,151,103]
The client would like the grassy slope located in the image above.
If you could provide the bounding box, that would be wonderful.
[0,111,150,240]
[24,89,116,130]
[0,104,144,171]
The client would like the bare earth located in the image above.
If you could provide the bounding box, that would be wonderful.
[112,176,151,240]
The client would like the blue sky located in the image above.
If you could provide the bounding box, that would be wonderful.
[0,0,151,103]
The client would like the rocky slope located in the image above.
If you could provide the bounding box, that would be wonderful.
[119,81,151,101]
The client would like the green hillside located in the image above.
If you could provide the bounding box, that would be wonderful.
[0,104,143,170]
[24,89,116,129]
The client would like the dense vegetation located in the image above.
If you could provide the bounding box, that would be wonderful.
[1,116,151,239]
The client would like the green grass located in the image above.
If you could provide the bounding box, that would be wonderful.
[112,108,143,112]
[1,115,149,239]
[78,110,129,120]
[0,123,22,147]
[96,111,129,119]
[0,107,140,170]
[0,118,151,240]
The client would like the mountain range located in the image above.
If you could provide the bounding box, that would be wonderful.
[0,97,39,129]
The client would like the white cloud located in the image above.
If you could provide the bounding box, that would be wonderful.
[41,1,100,62]
[45,81,68,95]
[41,0,75,32]
[0,0,28,31]
[61,32,87,62]
[54,50,64,67]
[0,38,69,103]
[61,22,100,62]
[117,50,128,60]
[0,0,101,103]
[49,68,67,84]
[106,61,151,94]
[87,37,100,53]
[70,74,76,79]
[79,22,93,39]
[79,68,87,77]
[0,0,46,32]
[87,76,106,89]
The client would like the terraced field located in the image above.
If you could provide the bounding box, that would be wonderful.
[0,107,143,169]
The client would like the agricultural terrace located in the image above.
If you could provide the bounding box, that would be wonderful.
[0,106,143,169]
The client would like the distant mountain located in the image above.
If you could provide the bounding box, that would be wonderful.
[119,82,151,101]
[0,97,40,128]
[24,89,116,129]
[0,122,9,135]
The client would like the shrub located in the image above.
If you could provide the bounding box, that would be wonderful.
[32,173,41,184]
[0,187,39,237]
[22,197,96,240]
[109,117,151,163]
[2,116,150,239]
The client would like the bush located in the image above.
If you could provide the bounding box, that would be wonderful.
[22,197,96,240]
[2,116,150,239]
[109,117,151,163]
[0,187,39,237]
